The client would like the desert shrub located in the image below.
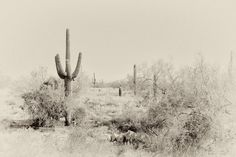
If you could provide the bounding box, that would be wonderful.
[22,86,88,127]
[71,107,86,126]
[108,57,231,156]
[12,67,88,127]
[172,111,211,152]
[142,59,225,154]
[21,86,66,124]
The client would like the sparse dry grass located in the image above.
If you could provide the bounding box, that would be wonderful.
[0,85,236,157]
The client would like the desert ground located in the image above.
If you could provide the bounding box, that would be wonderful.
[0,75,236,157]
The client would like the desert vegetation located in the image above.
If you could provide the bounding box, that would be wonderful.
[0,30,235,157]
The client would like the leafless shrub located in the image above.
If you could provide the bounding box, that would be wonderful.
[109,56,231,156]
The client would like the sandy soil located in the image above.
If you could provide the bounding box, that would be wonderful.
[0,87,235,157]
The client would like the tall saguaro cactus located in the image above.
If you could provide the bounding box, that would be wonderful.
[55,29,82,126]
[153,74,157,98]
[133,64,137,95]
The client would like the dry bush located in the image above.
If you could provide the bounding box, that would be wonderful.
[108,57,231,156]
[13,67,88,127]
[21,87,66,125]
[13,68,64,125]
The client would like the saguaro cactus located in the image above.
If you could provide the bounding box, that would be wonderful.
[133,64,137,95]
[153,74,157,98]
[55,29,82,126]
[119,87,122,97]
[93,73,96,87]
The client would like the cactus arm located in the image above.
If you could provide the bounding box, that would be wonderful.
[72,52,82,79]
[65,29,72,79]
[55,54,66,79]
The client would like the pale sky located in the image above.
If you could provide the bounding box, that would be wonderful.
[0,0,236,81]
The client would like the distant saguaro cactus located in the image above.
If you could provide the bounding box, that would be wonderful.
[153,74,157,98]
[119,87,122,97]
[93,73,96,87]
[55,29,82,126]
[133,64,137,95]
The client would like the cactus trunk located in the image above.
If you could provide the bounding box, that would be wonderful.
[64,78,72,97]
[55,29,82,126]
[119,87,122,97]
[133,64,137,95]
[93,73,96,87]
[153,74,157,98]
